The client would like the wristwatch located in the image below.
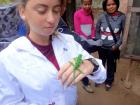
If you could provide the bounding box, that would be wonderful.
[87,58,99,73]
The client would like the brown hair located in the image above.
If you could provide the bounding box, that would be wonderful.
[102,0,120,11]
[19,0,66,15]
[81,0,92,3]
[19,0,66,7]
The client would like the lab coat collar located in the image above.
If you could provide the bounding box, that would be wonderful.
[10,34,69,63]
[10,36,45,58]
[12,34,64,52]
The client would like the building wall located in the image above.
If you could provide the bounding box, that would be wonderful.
[119,0,128,13]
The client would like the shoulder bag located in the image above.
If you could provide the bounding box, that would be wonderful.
[104,13,120,59]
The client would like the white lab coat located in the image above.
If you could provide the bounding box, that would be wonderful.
[0,33,106,105]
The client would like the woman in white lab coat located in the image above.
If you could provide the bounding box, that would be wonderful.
[0,0,106,105]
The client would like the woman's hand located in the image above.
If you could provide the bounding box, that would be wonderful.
[58,59,93,87]
[112,45,118,51]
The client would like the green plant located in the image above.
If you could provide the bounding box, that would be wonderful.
[0,0,11,4]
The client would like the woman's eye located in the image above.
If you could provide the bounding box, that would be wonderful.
[107,3,116,7]
[107,4,111,6]
[53,10,60,14]
[53,7,61,14]
[36,8,46,14]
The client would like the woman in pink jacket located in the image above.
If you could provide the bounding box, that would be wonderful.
[74,0,96,93]
[74,0,95,39]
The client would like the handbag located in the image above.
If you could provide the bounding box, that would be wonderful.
[104,13,120,59]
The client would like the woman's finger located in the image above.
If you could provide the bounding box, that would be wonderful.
[64,69,81,87]
[58,62,71,80]
[71,73,86,86]
[61,65,74,85]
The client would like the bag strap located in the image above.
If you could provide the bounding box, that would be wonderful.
[104,13,117,44]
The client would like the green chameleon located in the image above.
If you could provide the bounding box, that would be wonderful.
[0,0,11,4]
[69,54,84,81]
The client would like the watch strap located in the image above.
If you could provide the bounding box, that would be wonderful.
[87,58,99,72]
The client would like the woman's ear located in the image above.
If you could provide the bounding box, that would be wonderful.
[18,5,26,20]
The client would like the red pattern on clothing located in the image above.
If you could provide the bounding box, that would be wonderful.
[101,32,121,36]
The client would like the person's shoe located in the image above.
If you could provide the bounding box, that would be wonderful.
[83,85,94,93]
[105,84,112,91]
[94,83,100,87]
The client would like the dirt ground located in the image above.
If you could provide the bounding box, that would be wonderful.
[77,53,140,105]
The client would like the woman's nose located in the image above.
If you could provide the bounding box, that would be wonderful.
[46,11,55,24]
[86,5,90,8]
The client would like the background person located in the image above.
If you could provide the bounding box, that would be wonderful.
[74,0,95,40]
[0,0,106,105]
[74,0,98,93]
[95,0,126,91]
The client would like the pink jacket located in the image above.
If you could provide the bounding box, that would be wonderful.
[74,8,95,39]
